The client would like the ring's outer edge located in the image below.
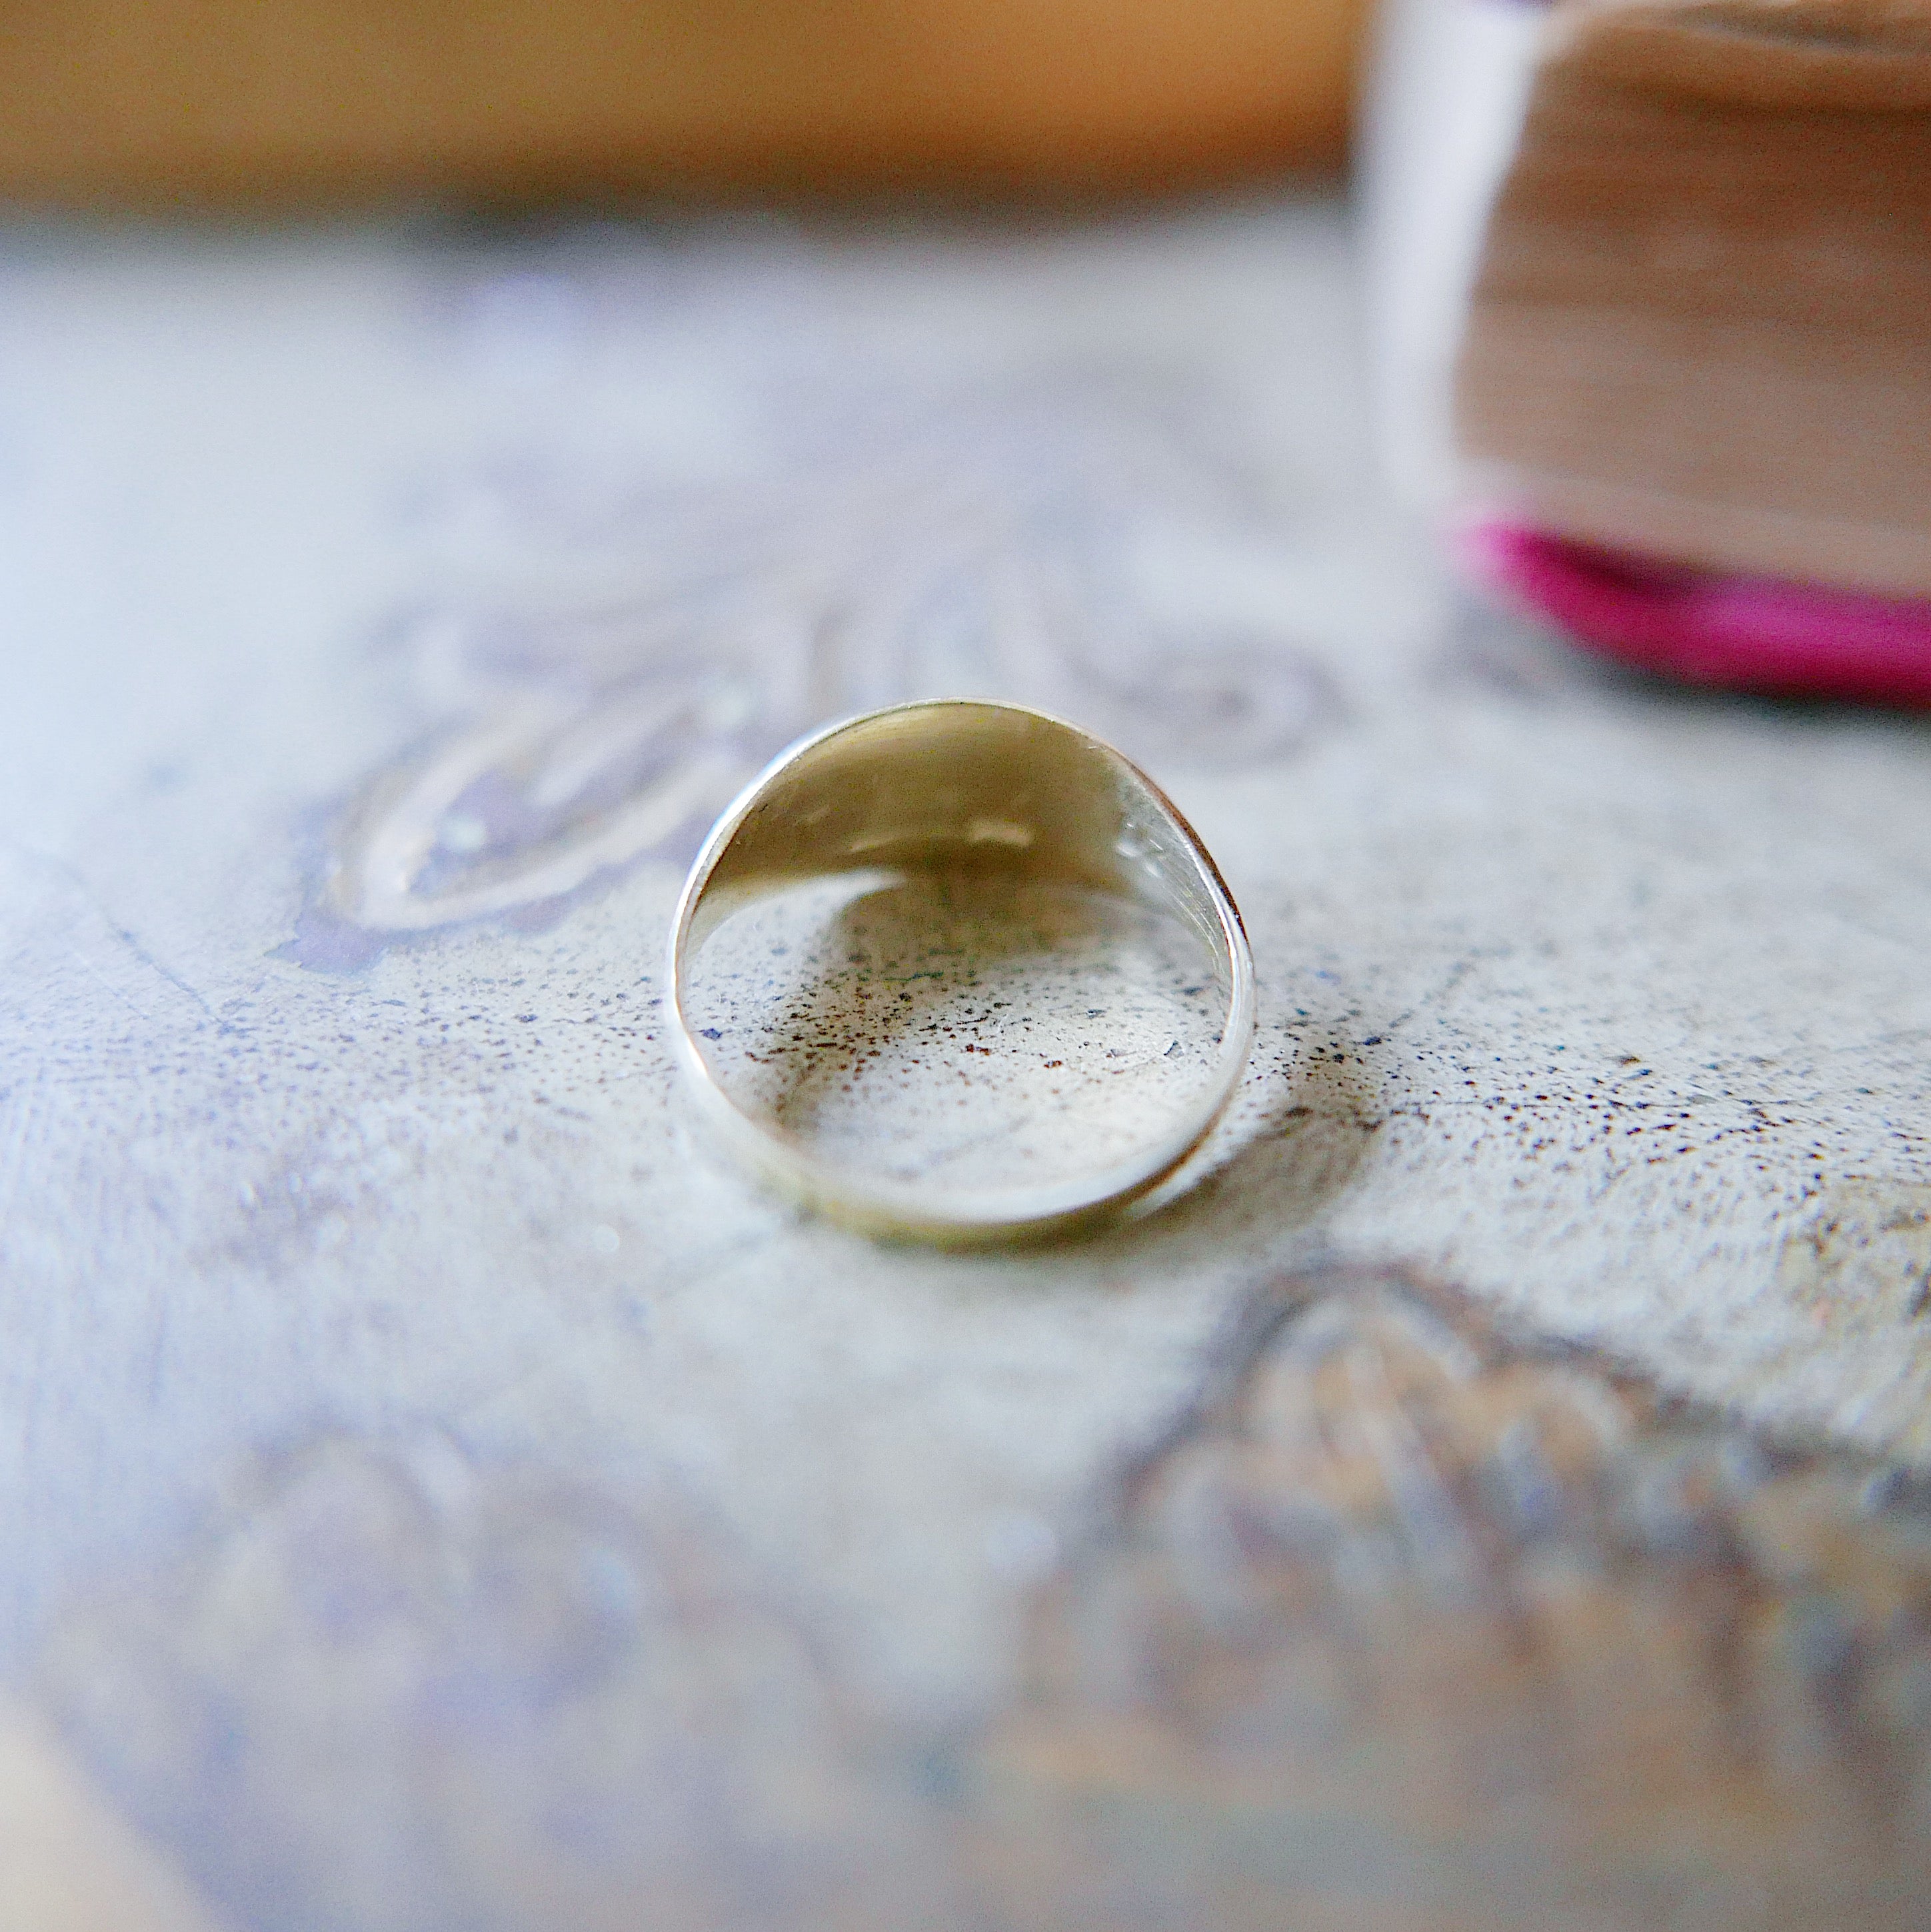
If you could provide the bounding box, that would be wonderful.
[665,698,1258,1248]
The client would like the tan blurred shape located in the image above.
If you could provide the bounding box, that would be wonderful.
[0,1704,224,1932]
[0,0,1360,207]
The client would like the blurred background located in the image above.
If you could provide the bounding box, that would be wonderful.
[0,0,1362,207]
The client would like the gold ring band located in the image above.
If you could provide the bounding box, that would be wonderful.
[667,700,1256,1245]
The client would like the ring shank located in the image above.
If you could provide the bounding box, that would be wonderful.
[669,700,1256,1244]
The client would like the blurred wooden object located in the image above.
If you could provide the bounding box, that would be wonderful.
[0,0,1360,206]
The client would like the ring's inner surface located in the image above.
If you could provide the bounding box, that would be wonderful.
[679,706,1238,1208]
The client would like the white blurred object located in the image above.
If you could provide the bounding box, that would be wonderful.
[0,1706,224,1932]
[1356,0,1542,513]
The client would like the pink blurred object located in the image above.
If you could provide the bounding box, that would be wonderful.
[1464,521,1931,706]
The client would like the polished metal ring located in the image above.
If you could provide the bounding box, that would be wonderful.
[667,699,1256,1245]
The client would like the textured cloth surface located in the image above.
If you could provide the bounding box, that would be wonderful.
[3,197,1931,1748]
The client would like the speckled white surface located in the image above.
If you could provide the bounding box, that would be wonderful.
[686,871,1228,1194]
[3,197,1930,1729]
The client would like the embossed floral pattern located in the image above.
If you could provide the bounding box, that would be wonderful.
[303,272,1341,958]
